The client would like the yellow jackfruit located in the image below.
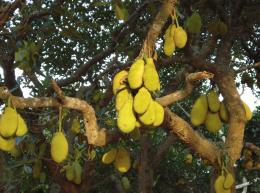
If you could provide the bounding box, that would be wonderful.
[16,114,28,136]
[113,70,128,95]
[135,120,142,128]
[102,148,117,164]
[130,127,141,140]
[153,101,164,127]
[173,26,187,48]
[128,59,145,89]
[139,100,155,125]
[224,173,234,189]
[116,89,130,111]
[73,161,82,184]
[133,87,152,114]
[114,147,131,173]
[0,136,15,152]
[205,112,223,133]
[214,175,230,193]
[117,96,136,133]
[190,95,208,126]
[51,132,68,163]
[0,107,18,138]
[219,102,229,122]
[143,63,160,92]
[66,165,74,181]
[207,90,220,112]
[70,118,80,135]
[242,101,252,121]
[164,36,175,56]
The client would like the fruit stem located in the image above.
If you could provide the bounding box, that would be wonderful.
[59,106,62,132]
[173,8,179,27]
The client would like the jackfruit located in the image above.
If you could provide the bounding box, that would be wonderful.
[114,4,125,20]
[186,12,202,33]
[207,90,220,112]
[242,101,252,121]
[66,165,74,181]
[139,100,155,125]
[190,95,208,126]
[121,176,130,190]
[117,97,136,133]
[51,132,68,163]
[116,89,130,111]
[73,161,82,184]
[133,87,152,114]
[143,63,160,92]
[185,154,193,164]
[135,120,142,128]
[153,101,164,127]
[128,59,145,89]
[16,114,28,136]
[102,148,117,164]
[214,175,231,193]
[243,160,253,169]
[0,107,18,138]
[33,159,42,179]
[219,102,229,122]
[173,26,187,48]
[205,112,223,133]
[113,70,128,95]
[130,127,140,140]
[114,147,131,173]
[223,173,234,189]
[164,36,175,56]
[70,118,80,135]
[0,136,15,152]
[218,22,228,36]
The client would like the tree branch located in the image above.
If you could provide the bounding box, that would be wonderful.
[235,62,260,73]
[157,71,214,106]
[164,108,220,166]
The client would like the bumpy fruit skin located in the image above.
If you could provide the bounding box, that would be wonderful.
[219,102,229,122]
[173,27,187,48]
[191,95,208,126]
[214,175,231,193]
[205,112,223,133]
[242,101,252,121]
[0,136,16,152]
[102,148,118,164]
[133,87,152,114]
[113,70,128,95]
[186,12,202,33]
[139,100,155,125]
[51,132,68,163]
[16,114,28,136]
[207,90,220,112]
[224,173,234,189]
[114,147,131,173]
[117,97,136,133]
[164,36,175,56]
[153,101,164,127]
[121,176,130,190]
[0,107,18,138]
[146,58,156,69]
[116,89,131,111]
[66,165,75,181]
[128,59,145,89]
[143,63,160,92]
[73,161,82,184]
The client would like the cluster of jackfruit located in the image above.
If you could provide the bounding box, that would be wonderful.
[242,148,260,169]
[113,58,164,134]
[51,131,68,163]
[191,90,252,133]
[102,147,131,173]
[65,160,82,184]
[208,20,228,36]
[214,168,234,193]
[0,107,28,152]
[163,24,187,56]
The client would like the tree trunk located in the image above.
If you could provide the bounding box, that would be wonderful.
[138,134,154,193]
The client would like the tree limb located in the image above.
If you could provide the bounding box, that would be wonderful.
[157,71,214,106]
[235,62,260,73]
[164,108,220,166]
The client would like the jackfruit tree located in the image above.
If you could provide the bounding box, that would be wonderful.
[0,0,259,193]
